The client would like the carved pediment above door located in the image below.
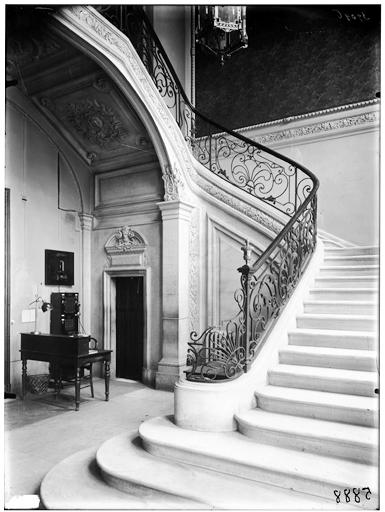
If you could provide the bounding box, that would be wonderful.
[105,226,147,267]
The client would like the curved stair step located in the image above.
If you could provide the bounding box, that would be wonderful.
[40,446,201,510]
[303,300,377,315]
[268,364,378,396]
[137,416,378,506]
[255,385,378,427]
[235,409,378,464]
[279,345,377,371]
[296,313,376,332]
[288,329,376,350]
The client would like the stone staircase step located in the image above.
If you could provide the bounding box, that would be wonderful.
[314,276,378,289]
[323,255,379,267]
[319,265,379,277]
[40,446,206,510]
[308,288,378,301]
[296,313,376,332]
[137,416,378,506]
[255,385,378,427]
[303,300,377,315]
[325,246,379,256]
[268,364,378,396]
[279,345,377,371]
[235,409,378,464]
[288,328,376,350]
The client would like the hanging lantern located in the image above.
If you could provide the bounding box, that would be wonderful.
[196,6,248,65]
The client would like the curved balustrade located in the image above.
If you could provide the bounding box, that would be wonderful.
[98,5,319,382]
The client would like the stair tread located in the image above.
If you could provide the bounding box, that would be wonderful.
[324,255,378,261]
[280,345,377,358]
[42,437,347,510]
[270,364,378,382]
[236,409,378,446]
[140,417,378,492]
[309,287,378,293]
[289,328,376,339]
[315,275,378,281]
[304,299,377,306]
[320,265,379,270]
[297,313,376,320]
[325,246,379,253]
[255,385,378,410]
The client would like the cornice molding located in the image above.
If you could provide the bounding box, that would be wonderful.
[194,100,379,149]
[238,99,380,133]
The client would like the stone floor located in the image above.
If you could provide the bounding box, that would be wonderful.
[4,379,174,509]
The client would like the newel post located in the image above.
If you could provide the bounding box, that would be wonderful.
[239,239,252,373]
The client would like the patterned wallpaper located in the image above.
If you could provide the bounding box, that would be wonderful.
[195,6,380,130]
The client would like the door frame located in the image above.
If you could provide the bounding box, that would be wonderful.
[103,267,151,384]
[4,188,11,393]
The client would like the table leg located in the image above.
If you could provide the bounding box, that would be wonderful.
[104,360,110,401]
[21,358,27,399]
[75,367,81,411]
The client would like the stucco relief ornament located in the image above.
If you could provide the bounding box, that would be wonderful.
[115,226,138,252]
[104,226,146,265]
[65,98,124,148]
[162,164,184,201]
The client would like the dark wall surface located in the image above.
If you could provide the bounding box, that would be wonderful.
[195,5,380,130]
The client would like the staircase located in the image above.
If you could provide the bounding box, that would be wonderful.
[133,243,379,506]
[235,244,379,496]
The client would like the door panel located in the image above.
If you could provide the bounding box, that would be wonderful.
[115,276,144,380]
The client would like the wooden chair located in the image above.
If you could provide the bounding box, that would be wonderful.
[51,336,99,398]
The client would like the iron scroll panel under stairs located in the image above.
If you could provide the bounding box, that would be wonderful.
[96,6,319,381]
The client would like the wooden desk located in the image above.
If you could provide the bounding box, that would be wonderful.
[20,333,112,411]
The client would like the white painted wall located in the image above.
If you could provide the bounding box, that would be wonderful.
[5,98,90,392]
[237,101,380,246]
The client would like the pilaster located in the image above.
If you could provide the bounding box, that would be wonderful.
[78,213,93,334]
[155,200,195,390]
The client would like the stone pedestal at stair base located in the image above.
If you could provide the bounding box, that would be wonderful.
[155,200,195,391]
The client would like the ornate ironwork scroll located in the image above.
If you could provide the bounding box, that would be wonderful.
[95,5,319,382]
[97,6,315,216]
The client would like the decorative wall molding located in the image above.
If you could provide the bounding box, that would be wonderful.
[78,212,93,231]
[238,99,380,131]
[196,178,283,235]
[162,164,184,201]
[104,225,146,266]
[234,101,380,148]
[189,207,200,332]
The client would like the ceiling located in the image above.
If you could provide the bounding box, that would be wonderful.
[6,6,158,173]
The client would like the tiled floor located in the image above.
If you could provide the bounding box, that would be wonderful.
[4,379,174,509]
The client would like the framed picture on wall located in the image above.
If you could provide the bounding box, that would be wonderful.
[45,249,74,286]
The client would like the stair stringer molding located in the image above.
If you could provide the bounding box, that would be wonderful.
[174,239,325,432]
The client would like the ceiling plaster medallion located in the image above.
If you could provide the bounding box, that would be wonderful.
[65,98,125,148]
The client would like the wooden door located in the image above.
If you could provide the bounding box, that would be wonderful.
[115,276,144,380]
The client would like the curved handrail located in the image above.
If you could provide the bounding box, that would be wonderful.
[98,6,319,382]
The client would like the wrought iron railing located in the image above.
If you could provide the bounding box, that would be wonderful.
[98,5,319,381]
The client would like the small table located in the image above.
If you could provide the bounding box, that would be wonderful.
[20,333,112,411]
